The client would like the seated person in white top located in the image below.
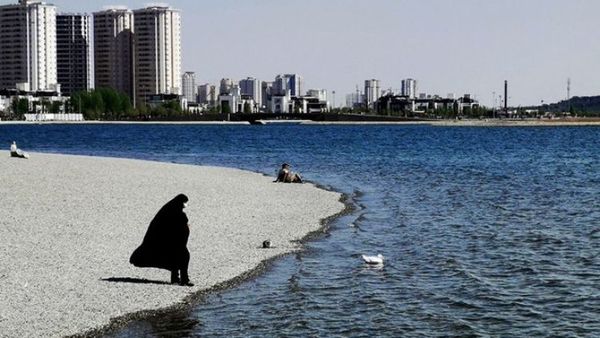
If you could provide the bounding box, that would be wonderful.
[10,141,29,159]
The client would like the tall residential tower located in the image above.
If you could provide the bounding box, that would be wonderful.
[239,77,261,107]
[93,7,134,101]
[134,5,181,106]
[57,13,91,95]
[0,0,57,91]
[401,78,417,99]
[182,72,196,103]
[364,79,380,110]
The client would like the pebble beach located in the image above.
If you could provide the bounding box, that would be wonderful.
[0,152,345,337]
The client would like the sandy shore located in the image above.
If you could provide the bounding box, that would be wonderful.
[0,153,345,337]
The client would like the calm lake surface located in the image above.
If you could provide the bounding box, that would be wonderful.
[2,124,599,337]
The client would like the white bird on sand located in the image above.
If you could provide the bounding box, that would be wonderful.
[362,254,384,265]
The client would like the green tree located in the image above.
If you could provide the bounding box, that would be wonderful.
[243,101,252,113]
[49,101,61,114]
[11,98,29,118]
[221,102,231,114]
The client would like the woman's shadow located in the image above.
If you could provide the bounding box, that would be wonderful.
[101,277,172,285]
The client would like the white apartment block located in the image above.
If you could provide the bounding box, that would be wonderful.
[93,7,134,100]
[364,79,380,110]
[134,5,181,106]
[401,78,417,99]
[0,0,57,92]
[182,72,196,103]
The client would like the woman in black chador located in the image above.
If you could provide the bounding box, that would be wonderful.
[130,194,194,286]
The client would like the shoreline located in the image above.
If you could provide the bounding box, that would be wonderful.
[0,153,346,337]
[74,193,353,338]
[1,118,600,127]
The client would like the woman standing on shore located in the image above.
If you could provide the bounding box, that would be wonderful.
[130,194,194,286]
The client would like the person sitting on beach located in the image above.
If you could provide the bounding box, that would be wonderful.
[275,163,303,183]
[130,194,194,286]
[10,141,29,159]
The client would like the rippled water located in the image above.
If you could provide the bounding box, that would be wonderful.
[2,124,599,337]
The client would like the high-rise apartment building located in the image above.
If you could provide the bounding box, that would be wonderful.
[401,78,417,99]
[273,74,303,97]
[57,13,91,95]
[182,72,196,103]
[134,5,181,106]
[93,7,134,101]
[239,77,261,106]
[0,0,57,91]
[219,78,234,95]
[364,79,380,110]
[261,81,273,109]
[197,83,217,106]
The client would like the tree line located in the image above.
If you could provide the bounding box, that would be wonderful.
[2,87,187,120]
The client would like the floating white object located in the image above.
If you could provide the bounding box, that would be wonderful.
[362,254,384,265]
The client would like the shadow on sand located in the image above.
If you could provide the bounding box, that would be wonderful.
[101,277,172,285]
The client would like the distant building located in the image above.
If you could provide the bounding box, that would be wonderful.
[239,77,261,109]
[219,78,234,95]
[291,96,328,114]
[134,5,182,106]
[0,88,67,115]
[0,0,58,92]
[197,83,217,107]
[57,13,91,96]
[401,78,417,99]
[182,72,196,103]
[377,93,478,116]
[345,92,364,108]
[93,7,134,101]
[364,79,380,110]
[306,89,329,109]
[261,81,273,111]
[274,74,303,97]
[197,83,209,104]
[270,94,291,114]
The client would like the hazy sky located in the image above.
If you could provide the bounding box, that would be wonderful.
[6,0,599,106]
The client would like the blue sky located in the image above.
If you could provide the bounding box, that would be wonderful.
[6,0,599,106]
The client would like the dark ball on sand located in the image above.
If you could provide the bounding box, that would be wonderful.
[262,240,271,249]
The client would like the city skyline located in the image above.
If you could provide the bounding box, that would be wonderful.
[1,0,599,107]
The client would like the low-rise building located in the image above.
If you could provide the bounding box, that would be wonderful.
[0,88,68,118]
[377,93,478,116]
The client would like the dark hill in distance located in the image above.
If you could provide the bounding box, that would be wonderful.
[529,95,600,116]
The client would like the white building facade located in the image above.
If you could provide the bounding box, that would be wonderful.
[0,0,57,92]
[182,72,196,103]
[364,79,380,110]
[134,5,182,106]
[401,78,417,99]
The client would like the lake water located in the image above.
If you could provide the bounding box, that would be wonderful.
[2,124,599,337]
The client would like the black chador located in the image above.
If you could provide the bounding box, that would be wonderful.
[130,194,193,286]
